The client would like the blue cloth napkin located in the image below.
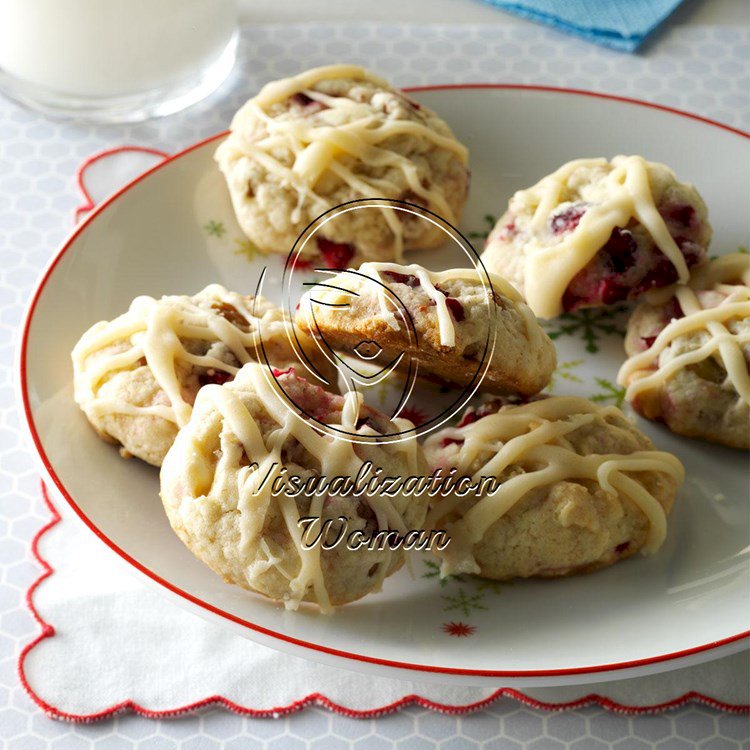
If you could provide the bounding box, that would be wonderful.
[479,0,686,51]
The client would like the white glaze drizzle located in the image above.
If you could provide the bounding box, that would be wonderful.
[618,253,750,405]
[218,65,469,259]
[424,396,684,574]
[509,156,692,319]
[299,262,527,350]
[72,285,294,428]
[195,363,420,611]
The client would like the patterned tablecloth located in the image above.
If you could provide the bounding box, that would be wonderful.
[1,21,748,749]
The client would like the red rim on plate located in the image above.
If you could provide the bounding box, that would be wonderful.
[18,84,750,679]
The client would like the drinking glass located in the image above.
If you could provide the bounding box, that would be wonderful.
[0,0,238,122]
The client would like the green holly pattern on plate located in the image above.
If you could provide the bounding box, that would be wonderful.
[203,219,226,238]
[468,213,497,241]
[543,305,629,354]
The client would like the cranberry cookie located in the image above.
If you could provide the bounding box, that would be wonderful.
[215,65,469,266]
[619,253,750,450]
[160,364,428,611]
[72,285,337,466]
[481,156,712,318]
[295,262,556,396]
[423,396,683,579]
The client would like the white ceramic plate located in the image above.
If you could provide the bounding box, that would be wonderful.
[19,86,750,687]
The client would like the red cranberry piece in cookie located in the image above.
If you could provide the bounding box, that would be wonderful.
[291,92,315,107]
[598,277,630,306]
[289,92,328,114]
[666,297,685,320]
[456,397,525,428]
[382,270,421,287]
[444,297,465,322]
[434,285,465,322]
[677,239,703,262]
[660,202,696,230]
[497,216,517,241]
[456,402,499,428]
[637,256,698,299]
[562,201,706,311]
[456,410,479,428]
[561,283,588,312]
[317,238,356,269]
[440,437,464,448]
[632,255,681,296]
[550,204,587,235]
[642,297,686,348]
[640,298,685,349]
[199,368,233,387]
[562,227,637,310]
[655,231,708,292]
[602,228,638,274]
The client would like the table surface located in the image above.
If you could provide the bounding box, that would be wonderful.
[2,2,750,748]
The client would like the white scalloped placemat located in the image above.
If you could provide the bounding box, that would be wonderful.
[19,480,749,720]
